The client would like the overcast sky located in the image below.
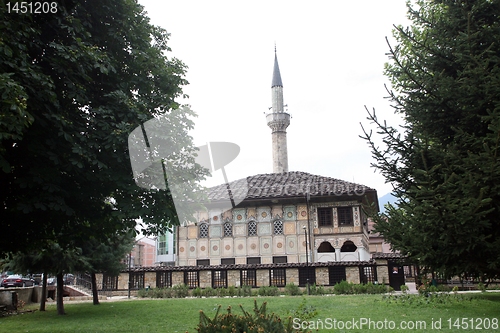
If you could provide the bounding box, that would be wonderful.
[137,0,411,199]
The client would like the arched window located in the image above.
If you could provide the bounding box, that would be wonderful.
[223,222,232,237]
[273,219,283,235]
[248,221,257,236]
[318,241,335,253]
[340,240,357,252]
[199,223,208,238]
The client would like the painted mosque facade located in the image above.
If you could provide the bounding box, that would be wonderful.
[157,50,379,267]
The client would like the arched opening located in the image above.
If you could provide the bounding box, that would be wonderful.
[340,241,357,252]
[317,241,335,253]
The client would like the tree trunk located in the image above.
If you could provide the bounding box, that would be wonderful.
[56,272,65,315]
[91,272,99,305]
[39,271,47,311]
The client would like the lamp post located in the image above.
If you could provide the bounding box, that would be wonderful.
[303,225,310,295]
[127,251,132,299]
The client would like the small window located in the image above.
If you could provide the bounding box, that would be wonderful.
[248,221,257,236]
[270,268,286,287]
[102,274,118,291]
[241,270,257,287]
[157,234,168,255]
[156,271,172,288]
[337,207,353,226]
[199,223,209,238]
[273,219,283,235]
[221,258,235,265]
[328,266,346,285]
[129,272,144,290]
[317,207,333,227]
[360,266,377,284]
[212,270,228,288]
[223,222,232,237]
[196,259,210,266]
[247,257,261,265]
[273,256,287,264]
[341,241,357,252]
[184,271,199,288]
[298,267,316,286]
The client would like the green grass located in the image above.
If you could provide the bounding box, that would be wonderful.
[1,293,500,332]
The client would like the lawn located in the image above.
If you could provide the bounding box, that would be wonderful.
[1,293,499,332]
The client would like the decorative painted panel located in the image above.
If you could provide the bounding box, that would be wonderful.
[260,237,272,254]
[234,224,245,236]
[273,235,285,254]
[188,240,197,258]
[210,239,220,256]
[223,210,233,221]
[198,210,209,222]
[178,240,187,259]
[286,235,297,254]
[271,205,283,219]
[247,237,260,255]
[257,207,271,222]
[247,208,256,220]
[198,239,208,256]
[258,222,271,236]
[209,209,222,224]
[188,226,197,239]
[234,238,247,256]
[232,208,246,223]
[353,206,360,226]
[222,238,233,257]
[210,225,222,238]
[284,221,296,235]
[283,206,296,221]
[297,205,308,220]
[333,207,338,227]
[340,226,354,233]
[179,227,188,239]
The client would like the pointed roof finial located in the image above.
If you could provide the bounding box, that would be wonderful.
[271,45,283,88]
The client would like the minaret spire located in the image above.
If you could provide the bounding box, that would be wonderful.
[266,47,290,173]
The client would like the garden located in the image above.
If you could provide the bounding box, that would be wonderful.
[1,283,499,332]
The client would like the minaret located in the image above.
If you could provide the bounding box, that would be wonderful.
[266,48,290,173]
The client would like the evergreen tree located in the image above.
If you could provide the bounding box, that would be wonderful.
[362,0,500,280]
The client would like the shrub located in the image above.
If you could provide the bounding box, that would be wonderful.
[258,286,280,296]
[308,284,326,295]
[238,285,253,297]
[192,287,203,298]
[196,300,312,333]
[172,284,189,298]
[400,285,409,293]
[285,283,302,296]
[334,280,353,294]
[286,298,317,323]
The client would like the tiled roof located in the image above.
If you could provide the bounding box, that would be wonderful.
[206,171,376,203]
[371,252,405,259]
[126,260,375,272]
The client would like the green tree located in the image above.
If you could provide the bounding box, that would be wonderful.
[362,0,500,280]
[1,0,205,314]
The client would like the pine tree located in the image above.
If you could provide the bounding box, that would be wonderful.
[362,0,500,280]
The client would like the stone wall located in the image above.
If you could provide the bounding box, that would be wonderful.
[315,267,329,286]
[286,268,299,285]
[0,287,33,307]
[346,267,360,284]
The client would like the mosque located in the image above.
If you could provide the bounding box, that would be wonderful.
[156,50,379,268]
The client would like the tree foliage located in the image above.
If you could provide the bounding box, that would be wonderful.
[362,0,500,279]
[0,0,205,256]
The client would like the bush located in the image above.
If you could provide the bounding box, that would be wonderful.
[238,285,253,297]
[400,285,409,293]
[333,280,353,294]
[196,300,312,333]
[285,283,302,296]
[333,281,388,295]
[308,284,326,295]
[172,284,189,298]
[258,286,280,296]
